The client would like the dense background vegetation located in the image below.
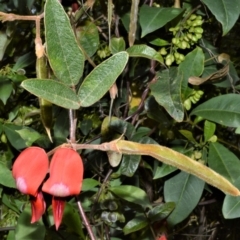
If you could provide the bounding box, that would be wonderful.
[1,0,240,239]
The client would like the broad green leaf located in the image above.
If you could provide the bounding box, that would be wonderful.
[78,51,129,107]
[109,185,151,209]
[222,176,240,219]
[164,172,205,226]
[15,128,41,147]
[179,130,197,143]
[62,203,84,238]
[148,37,169,47]
[123,214,148,235]
[21,79,80,109]
[15,205,45,240]
[82,178,100,192]
[126,44,163,64]
[150,68,184,122]
[12,52,35,71]
[178,47,205,95]
[190,94,240,127]
[148,202,175,222]
[110,37,126,54]
[202,0,240,36]
[0,162,16,188]
[3,124,28,149]
[153,164,177,179]
[139,5,184,37]
[208,142,240,183]
[45,0,84,85]
[0,80,12,105]
[0,31,11,61]
[115,140,240,196]
[119,154,141,177]
[76,21,99,58]
[204,120,216,142]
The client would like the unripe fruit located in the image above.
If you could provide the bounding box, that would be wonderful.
[183,99,192,110]
[165,58,172,66]
[194,27,204,34]
[172,37,179,45]
[179,54,185,61]
[159,47,167,55]
[190,14,197,21]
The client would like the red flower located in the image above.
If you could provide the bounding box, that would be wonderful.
[12,147,48,223]
[42,148,84,229]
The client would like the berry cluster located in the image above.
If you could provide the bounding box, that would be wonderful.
[160,14,204,66]
[183,89,204,110]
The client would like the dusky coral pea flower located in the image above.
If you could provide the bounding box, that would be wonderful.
[12,147,48,222]
[42,147,84,230]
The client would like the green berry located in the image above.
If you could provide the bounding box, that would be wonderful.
[165,58,172,66]
[183,99,192,110]
[159,47,167,55]
[194,27,204,34]
[190,14,197,21]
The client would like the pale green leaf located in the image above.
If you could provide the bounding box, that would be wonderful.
[45,0,84,85]
[109,185,151,209]
[190,94,240,127]
[21,79,80,109]
[208,142,240,183]
[127,44,163,64]
[78,51,128,107]
[222,176,240,219]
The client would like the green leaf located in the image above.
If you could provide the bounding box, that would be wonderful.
[62,202,84,238]
[148,202,175,222]
[21,79,80,109]
[45,0,84,85]
[12,52,35,71]
[0,80,12,105]
[109,185,151,209]
[164,172,205,226]
[202,0,240,36]
[153,164,177,179]
[76,21,100,58]
[15,205,45,240]
[126,44,163,64]
[123,214,148,235]
[110,37,126,54]
[3,124,28,149]
[178,47,205,95]
[139,5,184,37]
[150,68,184,122]
[82,178,100,192]
[0,162,16,188]
[222,176,240,219]
[148,37,169,47]
[119,154,141,177]
[15,128,41,147]
[78,51,129,107]
[204,120,216,142]
[208,142,240,183]
[190,94,240,127]
[0,30,11,61]
[179,130,197,143]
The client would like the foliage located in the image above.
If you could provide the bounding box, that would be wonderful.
[1,0,240,239]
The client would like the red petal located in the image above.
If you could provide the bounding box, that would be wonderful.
[30,191,46,223]
[52,197,65,230]
[42,148,83,197]
[12,147,48,196]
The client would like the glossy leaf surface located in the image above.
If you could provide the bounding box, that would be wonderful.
[190,94,240,127]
